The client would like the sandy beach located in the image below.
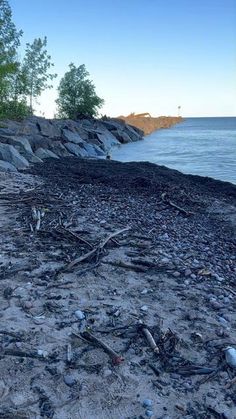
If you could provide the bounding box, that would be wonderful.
[0,157,235,418]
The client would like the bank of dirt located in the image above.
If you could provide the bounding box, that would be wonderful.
[0,158,235,418]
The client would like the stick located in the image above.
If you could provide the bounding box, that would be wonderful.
[102,260,147,273]
[35,210,41,231]
[142,327,159,354]
[161,192,194,216]
[66,227,130,270]
[56,227,93,248]
[80,331,124,365]
[67,343,72,362]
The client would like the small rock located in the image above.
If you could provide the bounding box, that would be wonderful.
[224,347,236,368]
[161,233,169,240]
[145,410,154,417]
[172,271,181,278]
[184,269,192,277]
[218,316,228,327]
[140,305,148,312]
[63,374,77,387]
[74,310,85,320]
[23,301,33,309]
[210,300,223,310]
[142,399,153,408]
[103,368,112,378]
[37,349,48,358]
[141,288,148,295]
[161,257,169,264]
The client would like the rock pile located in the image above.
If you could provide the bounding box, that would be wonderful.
[0,116,144,172]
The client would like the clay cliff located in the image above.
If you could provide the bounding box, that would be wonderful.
[117,113,182,135]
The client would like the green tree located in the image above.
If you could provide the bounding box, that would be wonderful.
[0,0,22,101]
[56,63,104,119]
[22,36,57,112]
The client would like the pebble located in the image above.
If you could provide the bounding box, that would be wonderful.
[141,288,148,295]
[172,271,181,278]
[184,269,192,277]
[142,399,153,408]
[210,299,223,310]
[162,233,169,240]
[63,374,77,387]
[103,368,112,378]
[23,301,33,309]
[140,305,148,312]
[74,310,85,320]
[145,410,154,417]
[225,347,236,368]
[218,316,228,326]
[161,257,170,264]
[37,349,48,358]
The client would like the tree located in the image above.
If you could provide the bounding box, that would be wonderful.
[0,0,22,101]
[56,63,104,119]
[22,37,57,112]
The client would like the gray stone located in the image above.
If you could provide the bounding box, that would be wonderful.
[0,159,17,172]
[172,271,181,278]
[96,131,120,148]
[36,118,61,138]
[63,374,77,387]
[143,399,153,408]
[35,147,59,160]
[26,134,52,152]
[74,310,85,320]
[111,129,132,144]
[19,150,43,164]
[81,142,105,157]
[62,129,84,144]
[49,141,74,157]
[184,268,192,277]
[0,143,29,169]
[64,142,88,157]
[0,135,33,153]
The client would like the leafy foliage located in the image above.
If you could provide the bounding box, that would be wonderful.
[21,37,57,112]
[56,63,104,119]
[0,100,30,120]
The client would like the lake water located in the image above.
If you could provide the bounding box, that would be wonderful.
[112,117,236,184]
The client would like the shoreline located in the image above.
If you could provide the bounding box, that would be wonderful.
[0,157,235,418]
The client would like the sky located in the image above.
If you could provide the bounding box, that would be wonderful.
[9,0,236,118]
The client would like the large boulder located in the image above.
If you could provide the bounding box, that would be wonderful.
[96,131,120,149]
[49,141,74,157]
[0,143,29,169]
[26,134,52,152]
[64,142,89,157]
[0,159,18,172]
[62,129,84,144]
[110,129,132,144]
[81,142,105,157]
[36,118,61,138]
[0,135,33,154]
[35,148,59,160]
[20,150,43,163]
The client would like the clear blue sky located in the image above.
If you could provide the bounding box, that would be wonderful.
[10,0,236,117]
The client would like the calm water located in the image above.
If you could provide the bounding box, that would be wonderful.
[112,117,236,184]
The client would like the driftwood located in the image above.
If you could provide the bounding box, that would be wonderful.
[56,227,93,248]
[142,326,160,354]
[102,260,147,273]
[66,227,130,270]
[161,192,194,216]
[73,331,124,365]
